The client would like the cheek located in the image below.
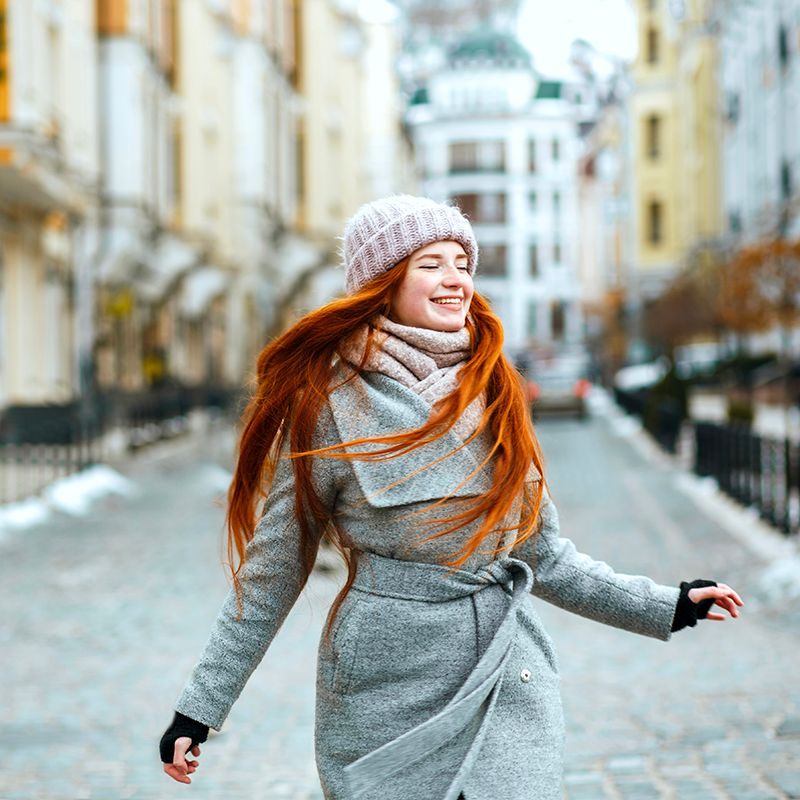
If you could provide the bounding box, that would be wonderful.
[463,279,475,304]
[402,276,435,307]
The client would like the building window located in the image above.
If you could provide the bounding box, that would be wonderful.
[782,160,793,200]
[529,140,536,173]
[449,141,505,174]
[451,192,506,224]
[529,191,537,211]
[726,92,740,124]
[450,142,477,173]
[551,301,566,340]
[647,27,660,63]
[479,244,507,276]
[552,139,560,161]
[527,302,538,339]
[779,24,790,69]
[529,243,538,277]
[553,241,562,263]
[649,201,663,244]
[553,191,561,217]
[481,142,505,172]
[647,115,661,159]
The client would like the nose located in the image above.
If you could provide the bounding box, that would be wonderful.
[442,264,467,285]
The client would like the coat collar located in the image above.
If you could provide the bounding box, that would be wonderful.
[328,370,495,507]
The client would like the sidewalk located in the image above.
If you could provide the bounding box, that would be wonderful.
[0,413,237,541]
[590,389,800,612]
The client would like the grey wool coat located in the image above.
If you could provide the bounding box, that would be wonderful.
[175,369,681,800]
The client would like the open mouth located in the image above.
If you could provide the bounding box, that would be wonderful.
[431,298,462,306]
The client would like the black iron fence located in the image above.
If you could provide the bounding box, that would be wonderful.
[0,384,242,506]
[613,387,684,453]
[694,422,798,535]
[0,439,102,506]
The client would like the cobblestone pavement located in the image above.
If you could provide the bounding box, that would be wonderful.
[0,415,798,799]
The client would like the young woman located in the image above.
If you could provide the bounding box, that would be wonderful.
[160,195,742,800]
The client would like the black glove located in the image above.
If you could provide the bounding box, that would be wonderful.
[671,579,718,632]
[159,711,210,764]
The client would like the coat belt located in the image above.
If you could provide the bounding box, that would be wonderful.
[345,552,534,799]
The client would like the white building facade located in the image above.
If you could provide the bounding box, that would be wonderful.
[717,0,800,242]
[716,0,800,356]
[0,0,100,414]
[406,32,591,355]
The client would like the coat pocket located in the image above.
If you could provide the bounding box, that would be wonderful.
[322,591,372,695]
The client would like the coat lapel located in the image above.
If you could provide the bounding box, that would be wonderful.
[328,371,494,507]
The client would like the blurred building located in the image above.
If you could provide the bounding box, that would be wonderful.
[406,31,592,354]
[94,0,304,399]
[715,0,800,357]
[95,0,188,394]
[577,87,633,380]
[0,0,414,444]
[293,0,414,326]
[0,0,99,415]
[718,0,800,242]
[625,0,724,359]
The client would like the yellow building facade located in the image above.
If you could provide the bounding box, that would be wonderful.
[627,0,723,302]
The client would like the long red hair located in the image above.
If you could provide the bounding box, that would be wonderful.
[227,261,546,624]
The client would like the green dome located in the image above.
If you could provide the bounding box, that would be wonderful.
[449,32,532,67]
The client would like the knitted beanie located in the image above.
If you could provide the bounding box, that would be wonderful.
[342,195,479,294]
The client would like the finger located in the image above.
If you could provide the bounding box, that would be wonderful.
[706,612,727,621]
[190,745,201,757]
[713,596,738,614]
[164,764,192,784]
[712,601,737,617]
[716,585,744,606]
[173,737,193,765]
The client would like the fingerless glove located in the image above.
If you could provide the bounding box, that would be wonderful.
[159,711,210,763]
[671,579,717,632]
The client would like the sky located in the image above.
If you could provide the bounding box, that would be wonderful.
[357,0,639,78]
[517,0,637,77]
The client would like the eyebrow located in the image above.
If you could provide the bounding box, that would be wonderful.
[412,252,468,261]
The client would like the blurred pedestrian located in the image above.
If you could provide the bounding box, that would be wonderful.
[159,195,742,800]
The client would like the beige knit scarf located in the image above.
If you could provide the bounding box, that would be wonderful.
[340,316,486,441]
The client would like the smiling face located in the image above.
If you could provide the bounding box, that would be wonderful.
[388,241,474,332]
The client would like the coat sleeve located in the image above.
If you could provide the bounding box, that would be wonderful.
[174,411,342,730]
[511,490,680,641]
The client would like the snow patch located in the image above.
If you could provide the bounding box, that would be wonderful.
[674,473,718,496]
[44,465,139,517]
[193,463,233,495]
[760,556,800,602]
[585,387,614,416]
[0,497,52,534]
[614,361,666,390]
[610,415,642,437]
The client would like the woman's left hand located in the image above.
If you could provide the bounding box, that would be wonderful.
[688,583,743,620]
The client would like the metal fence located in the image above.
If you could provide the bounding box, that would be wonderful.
[613,387,683,453]
[0,385,243,506]
[0,439,102,505]
[694,422,799,535]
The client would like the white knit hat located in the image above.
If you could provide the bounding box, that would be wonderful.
[342,195,479,294]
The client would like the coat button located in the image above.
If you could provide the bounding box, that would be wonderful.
[520,669,531,682]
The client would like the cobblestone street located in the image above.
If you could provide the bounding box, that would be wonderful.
[1,411,799,800]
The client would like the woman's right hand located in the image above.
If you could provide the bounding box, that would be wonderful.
[163,737,201,784]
